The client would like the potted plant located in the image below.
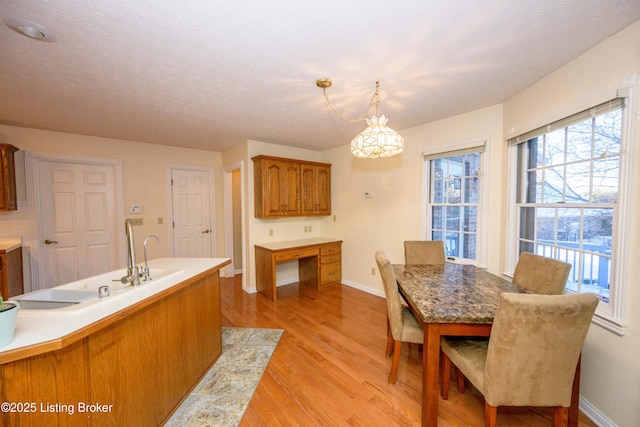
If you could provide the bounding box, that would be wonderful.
[0,293,18,347]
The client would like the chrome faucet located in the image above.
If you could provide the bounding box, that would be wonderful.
[142,235,160,282]
[120,219,140,286]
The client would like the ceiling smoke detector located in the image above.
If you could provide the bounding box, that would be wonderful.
[4,18,57,42]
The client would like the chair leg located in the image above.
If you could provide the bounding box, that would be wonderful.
[441,350,451,399]
[553,407,569,427]
[456,366,466,393]
[484,401,498,427]
[388,340,401,384]
[385,320,394,357]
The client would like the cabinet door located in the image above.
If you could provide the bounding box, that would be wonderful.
[301,164,331,215]
[262,159,285,217]
[0,144,18,211]
[262,159,300,217]
[315,165,331,215]
[300,164,316,215]
[281,161,300,216]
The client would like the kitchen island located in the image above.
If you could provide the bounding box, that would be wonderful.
[0,257,230,427]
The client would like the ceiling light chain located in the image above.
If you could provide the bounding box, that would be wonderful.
[318,80,381,124]
[316,78,404,159]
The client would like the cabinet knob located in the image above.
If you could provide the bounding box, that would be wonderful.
[44,239,59,245]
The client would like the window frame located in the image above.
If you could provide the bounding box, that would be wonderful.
[423,138,490,267]
[505,79,637,336]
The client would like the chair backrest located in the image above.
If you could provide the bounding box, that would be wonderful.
[512,252,571,294]
[484,292,598,408]
[375,250,404,341]
[404,240,446,265]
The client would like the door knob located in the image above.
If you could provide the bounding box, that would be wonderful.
[44,239,59,244]
[201,229,211,234]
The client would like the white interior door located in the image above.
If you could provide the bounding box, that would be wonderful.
[39,160,119,287]
[171,168,213,257]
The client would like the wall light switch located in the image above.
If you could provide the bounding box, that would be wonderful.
[364,191,373,199]
[128,218,143,226]
[269,229,274,236]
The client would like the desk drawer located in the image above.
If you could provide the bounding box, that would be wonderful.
[274,247,318,262]
[320,262,341,286]
[320,243,341,256]
[321,254,341,264]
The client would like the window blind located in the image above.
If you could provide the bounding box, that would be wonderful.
[508,97,625,145]
[422,140,485,160]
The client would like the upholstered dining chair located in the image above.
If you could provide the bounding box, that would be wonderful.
[404,240,446,265]
[512,252,572,295]
[375,250,423,384]
[440,292,599,427]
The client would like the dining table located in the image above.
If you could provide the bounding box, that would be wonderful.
[393,263,583,427]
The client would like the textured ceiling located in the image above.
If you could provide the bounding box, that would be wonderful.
[1,1,639,152]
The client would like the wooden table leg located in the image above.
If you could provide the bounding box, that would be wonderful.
[569,355,581,427]
[423,323,441,427]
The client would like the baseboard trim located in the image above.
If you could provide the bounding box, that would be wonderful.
[580,396,616,427]
[341,279,385,298]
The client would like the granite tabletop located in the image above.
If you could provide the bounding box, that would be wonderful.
[392,263,527,324]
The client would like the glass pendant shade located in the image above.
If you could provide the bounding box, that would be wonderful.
[350,114,404,158]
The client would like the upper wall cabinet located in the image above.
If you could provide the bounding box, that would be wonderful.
[301,163,331,216]
[0,144,18,211]
[252,155,331,218]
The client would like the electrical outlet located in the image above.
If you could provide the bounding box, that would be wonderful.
[269,229,274,236]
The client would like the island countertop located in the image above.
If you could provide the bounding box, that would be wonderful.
[0,237,21,252]
[0,257,230,363]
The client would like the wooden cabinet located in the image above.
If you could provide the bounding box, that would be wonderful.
[253,155,331,218]
[253,156,301,218]
[301,163,331,216]
[0,246,23,299]
[0,144,18,211]
[319,241,341,286]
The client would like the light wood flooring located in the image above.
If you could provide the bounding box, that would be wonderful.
[220,276,597,427]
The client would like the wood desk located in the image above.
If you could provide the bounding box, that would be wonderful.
[255,238,342,301]
[393,263,583,427]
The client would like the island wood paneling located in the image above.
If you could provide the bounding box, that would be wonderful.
[0,269,223,427]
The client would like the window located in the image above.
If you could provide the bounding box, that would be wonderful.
[424,140,486,264]
[508,93,633,334]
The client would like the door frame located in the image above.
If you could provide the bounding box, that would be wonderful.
[25,151,125,290]
[165,163,217,257]
[223,161,245,279]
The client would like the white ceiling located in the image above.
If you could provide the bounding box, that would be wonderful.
[1,1,639,152]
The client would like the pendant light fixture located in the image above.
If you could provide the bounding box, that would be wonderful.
[316,79,404,158]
